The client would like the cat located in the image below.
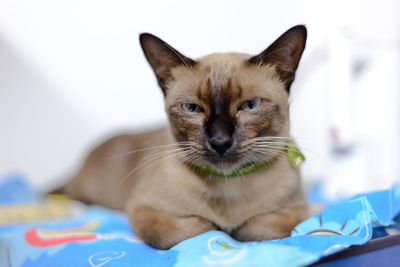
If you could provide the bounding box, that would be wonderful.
[57,25,309,249]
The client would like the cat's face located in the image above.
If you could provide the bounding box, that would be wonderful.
[140,26,307,174]
[165,54,289,171]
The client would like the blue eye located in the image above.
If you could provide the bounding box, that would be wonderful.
[182,103,202,114]
[241,98,262,111]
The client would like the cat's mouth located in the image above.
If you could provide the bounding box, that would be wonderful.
[180,137,300,177]
[181,146,246,174]
[184,139,305,177]
[183,139,293,177]
[185,147,269,177]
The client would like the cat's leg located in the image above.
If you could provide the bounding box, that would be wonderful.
[232,205,308,241]
[128,205,216,249]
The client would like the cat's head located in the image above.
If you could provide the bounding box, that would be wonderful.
[140,26,307,175]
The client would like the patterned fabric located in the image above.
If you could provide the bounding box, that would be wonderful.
[0,173,399,267]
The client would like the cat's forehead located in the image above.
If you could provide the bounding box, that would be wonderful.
[168,52,287,104]
[196,54,243,93]
[199,54,285,100]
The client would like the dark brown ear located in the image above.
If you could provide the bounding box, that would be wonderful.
[139,33,196,95]
[248,25,307,92]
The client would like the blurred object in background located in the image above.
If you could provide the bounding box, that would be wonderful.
[325,16,400,199]
[0,0,399,197]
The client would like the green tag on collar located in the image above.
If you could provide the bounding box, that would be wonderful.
[286,143,305,168]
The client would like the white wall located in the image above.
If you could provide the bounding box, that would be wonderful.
[0,0,399,196]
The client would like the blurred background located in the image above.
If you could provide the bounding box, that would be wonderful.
[0,0,399,198]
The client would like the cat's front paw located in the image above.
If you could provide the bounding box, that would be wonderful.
[231,206,307,242]
[129,205,215,249]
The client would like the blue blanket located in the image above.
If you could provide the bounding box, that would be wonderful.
[0,173,399,267]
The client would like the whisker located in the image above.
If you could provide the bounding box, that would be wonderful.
[140,147,191,162]
[254,144,301,154]
[105,142,192,160]
[133,148,192,175]
[254,142,319,158]
[253,135,325,143]
[113,148,193,192]
[124,147,191,177]
[253,139,320,157]
[136,150,190,172]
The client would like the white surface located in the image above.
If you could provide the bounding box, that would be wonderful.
[0,0,399,195]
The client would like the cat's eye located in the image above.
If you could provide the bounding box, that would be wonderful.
[241,98,262,111]
[182,103,202,114]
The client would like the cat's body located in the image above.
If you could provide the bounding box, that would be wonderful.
[58,26,309,249]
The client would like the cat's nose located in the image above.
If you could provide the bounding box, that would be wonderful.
[210,136,232,156]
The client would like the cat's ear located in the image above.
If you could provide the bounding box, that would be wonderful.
[140,33,196,95]
[248,25,307,92]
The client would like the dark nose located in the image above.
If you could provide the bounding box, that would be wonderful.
[209,136,232,156]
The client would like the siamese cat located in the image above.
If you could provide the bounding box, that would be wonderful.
[58,25,309,249]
